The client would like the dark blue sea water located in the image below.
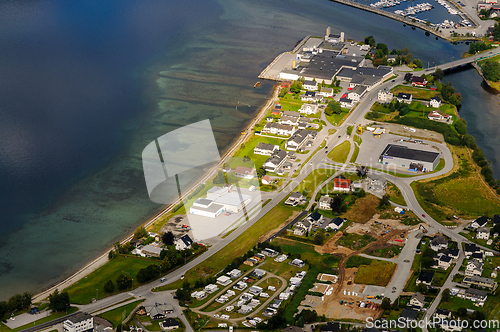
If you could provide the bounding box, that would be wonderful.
[0,0,494,300]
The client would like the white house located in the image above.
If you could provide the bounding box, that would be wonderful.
[465,258,483,276]
[429,96,442,108]
[428,110,452,122]
[227,269,242,279]
[326,217,344,231]
[285,129,316,151]
[430,234,448,251]
[299,103,319,115]
[476,227,490,240]
[436,254,452,270]
[319,195,333,210]
[396,93,412,104]
[319,87,334,97]
[279,115,300,126]
[409,292,425,309]
[191,291,207,300]
[303,80,318,91]
[378,89,393,103]
[262,123,295,136]
[471,216,488,229]
[261,175,272,185]
[234,166,255,179]
[63,313,94,332]
[175,234,193,251]
[254,142,279,155]
[301,91,321,102]
[347,85,367,102]
[263,150,288,173]
[217,276,232,286]
[340,97,354,108]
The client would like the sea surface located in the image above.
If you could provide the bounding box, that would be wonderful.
[0,0,497,300]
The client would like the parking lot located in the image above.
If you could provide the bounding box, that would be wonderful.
[355,130,444,174]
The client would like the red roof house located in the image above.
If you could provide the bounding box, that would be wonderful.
[333,175,351,192]
[411,76,427,87]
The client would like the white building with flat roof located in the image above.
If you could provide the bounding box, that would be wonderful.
[63,313,93,332]
[189,187,253,218]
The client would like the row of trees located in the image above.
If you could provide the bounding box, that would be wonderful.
[468,41,492,55]
[482,61,500,82]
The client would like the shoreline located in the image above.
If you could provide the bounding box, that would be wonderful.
[32,83,281,303]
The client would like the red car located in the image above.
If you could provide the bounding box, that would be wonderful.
[422,214,426,218]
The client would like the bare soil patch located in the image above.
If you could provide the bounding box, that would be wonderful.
[343,195,379,223]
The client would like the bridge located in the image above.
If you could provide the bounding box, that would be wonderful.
[426,46,500,72]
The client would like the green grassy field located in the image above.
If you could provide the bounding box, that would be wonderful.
[391,85,440,100]
[355,260,396,286]
[386,182,406,206]
[64,255,159,304]
[336,233,376,250]
[350,145,359,163]
[365,244,402,258]
[229,135,286,170]
[293,168,336,200]
[327,141,351,164]
[98,300,143,327]
[326,109,350,126]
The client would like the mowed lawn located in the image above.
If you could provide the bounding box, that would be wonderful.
[327,141,351,164]
[230,135,286,169]
[98,300,143,327]
[390,85,440,100]
[64,255,156,304]
[354,260,396,286]
[336,233,376,250]
[326,109,350,126]
[293,168,337,200]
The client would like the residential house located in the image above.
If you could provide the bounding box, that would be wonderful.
[463,276,498,291]
[305,211,324,225]
[465,258,483,276]
[285,129,316,151]
[399,308,419,321]
[436,254,452,270]
[233,281,247,290]
[471,251,484,261]
[252,269,266,279]
[262,123,295,136]
[326,217,345,231]
[416,271,434,285]
[429,96,442,108]
[244,257,258,266]
[411,76,427,87]
[319,195,333,210]
[238,305,253,314]
[387,54,398,63]
[141,245,162,258]
[175,234,193,251]
[459,288,488,303]
[319,87,334,97]
[279,115,300,126]
[434,308,451,320]
[249,285,263,295]
[299,103,319,115]
[428,110,452,122]
[430,85,438,91]
[204,284,219,294]
[303,80,318,91]
[191,291,207,300]
[409,292,425,309]
[430,234,448,251]
[263,150,288,173]
[160,318,180,331]
[347,85,367,102]
[261,175,272,185]
[477,227,490,240]
[339,97,354,108]
[493,214,500,225]
[217,276,232,286]
[285,192,306,206]
[235,166,256,179]
[471,216,488,229]
[290,258,305,267]
[378,88,393,103]
[261,248,278,257]
[227,269,242,279]
[146,304,174,320]
[333,175,351,192]
[294,219,313,235]
[448,248,459,259]
[464,243,481,258]
[396,93,412,104]
[254,142,279,156]
[301,91,320,102]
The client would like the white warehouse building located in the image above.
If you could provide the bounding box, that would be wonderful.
[379,144,440,172]
[189,186,253,218]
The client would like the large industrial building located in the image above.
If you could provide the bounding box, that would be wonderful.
[189,186,252,218]
[379,144,440,172]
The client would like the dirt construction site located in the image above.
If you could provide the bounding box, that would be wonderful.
[300,214,420,320]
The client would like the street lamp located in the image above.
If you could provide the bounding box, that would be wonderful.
[96,288,98,301]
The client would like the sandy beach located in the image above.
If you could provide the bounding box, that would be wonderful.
[32,84,280,303]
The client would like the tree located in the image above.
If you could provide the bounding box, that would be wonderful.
[482,61,500,82]
[116,273,132,290]
[461,134,476,149]
[7,293,30,312]
[330,195,343,213]
[104,280,115,294]
[0,301,8,319]
[413,58,423,68]
[376,43,389,55]
[457,307,467,317]
[421,248,436,268]
[162,231,175,246]
[325,100,342,116]
[212,170,226,185]
[399,105,410,116]
[314,230,326,245]
[441,82,462,106]
[108,250,116,260]
[454,118,467,135]
[381,298,391,311]
[364,35,376,47]
[257,167,266,179]
[379,194,391,209]
[416,283,427,293]
[290,81,302,94]
[434,68,444,81]
[441,288,450,302]
[133,226,147,239]
[48,290,70,312]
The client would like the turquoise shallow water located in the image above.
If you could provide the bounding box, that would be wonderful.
[0,0,496,300]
